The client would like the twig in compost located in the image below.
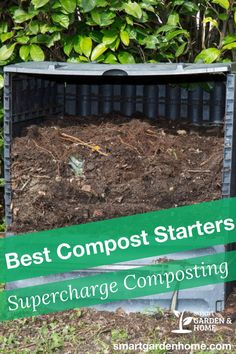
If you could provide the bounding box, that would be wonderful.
[188,169,211,173]
[200,154,216,167]
[32,139,58,161]
[32,175,51,179]
[118,136,142,155]
[20,178,31,191]
[60,132,109,156]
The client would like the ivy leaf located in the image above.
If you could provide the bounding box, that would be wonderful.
[30,44,45,61]
[120,30,130,46]
[0,75,4,90]
[19,45,30,61]
[212,0,230,10]
[52,13,70,28]
[80,37,92,57]
[32,0,49,9]
[81,0,97,12]
[0,44,16,61]
[59,0,76,13]
[118,51,135,63]
[124,2,143,19]
[194,48,221,63]
[91,43,108,61]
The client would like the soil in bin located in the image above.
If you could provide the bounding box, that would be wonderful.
[10,114,224,234]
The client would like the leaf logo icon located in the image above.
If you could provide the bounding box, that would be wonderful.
[183,317,193,326]
[171,311,192,334]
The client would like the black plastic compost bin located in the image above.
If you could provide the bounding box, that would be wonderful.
[3,62,236,313]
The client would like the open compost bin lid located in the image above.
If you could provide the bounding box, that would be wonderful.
[4,62,236,76]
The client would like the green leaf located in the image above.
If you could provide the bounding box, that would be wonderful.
[222,42,236,50]
[182,1,199,13]
[81,0,96,12]
[91,43,108,61]
[19,45,30,61]
[166,29,189,41]
[28,21,40,35]
[109,38,120,51]
[212,0,229,10]
[142,35,158,49]
[0,22,8,35]
[32,0,49,9]
[104,53,117,64]
[91,10,116,26]
[175,42,187,57]
[96,0,108,6]
[234,11,236,25]
[156,24,177,34]
[74,36,82,54]
[16,36,29,44]
[120,30,130,46]
[102,30,118,45]
[59,0,76,13]
[194,48,221,64]
[0,75,4,90]
[126,16,133,25]
[13,9,38,23]
[0,44,16,61]
[167,12,180,26]
[123,2,143,19]
[30,44,45,61]
[47,32,61,48]
[223,35,236,45]
[118,51,135,64]
[64,41,74,56]
[141,3,155,12]
[80,37,92,57]
[0,32,14,43]
[40,24,60,34]
[218,13,228,20]
[52,13,70,28]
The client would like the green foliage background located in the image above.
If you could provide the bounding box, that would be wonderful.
[0,0,236,67]
[0,0,236,148]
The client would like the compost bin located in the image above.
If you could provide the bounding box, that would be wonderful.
[4,62,236,313]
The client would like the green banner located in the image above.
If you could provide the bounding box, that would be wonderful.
[0,198,236,282]
[0,250,235,321]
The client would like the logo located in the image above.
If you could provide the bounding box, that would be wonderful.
[171,311,232,334]
[171,311,193,334]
